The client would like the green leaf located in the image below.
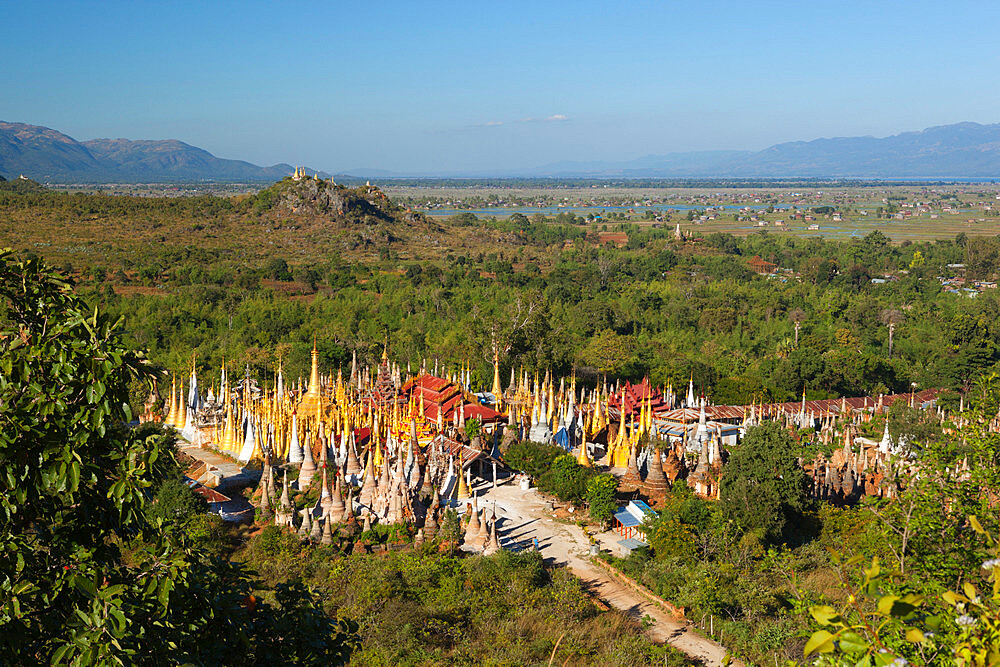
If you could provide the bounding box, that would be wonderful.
[73,608,92,627]
[970,515,985,535]
[101,584,125,599]
[51,643,72,665]
[864,558,881,583]
[837,631,868,653]
[878,595,917,618]
[73,575,96,600]
[876,595,899,616]
[157,578,173,609]
[942,590,967,607]
[809,605,841,626]
[68,460,80,492]
[108,608,127,636]
[803,630,836,656]
[905,627,925,643]
[963,582,978,599]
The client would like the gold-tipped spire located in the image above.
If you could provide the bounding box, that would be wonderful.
[166,376,178,428]
[456,455,469,498]
[177,384,187,432]
[222,401,236,452]
[299,336,323,416]
[491,349,503,409]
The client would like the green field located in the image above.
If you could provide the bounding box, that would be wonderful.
[385,183,1000,242]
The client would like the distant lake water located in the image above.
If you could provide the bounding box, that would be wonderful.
[420,204,793,217]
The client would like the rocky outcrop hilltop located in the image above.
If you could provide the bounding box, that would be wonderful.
[247,176,441,247]
[272,176,360,217]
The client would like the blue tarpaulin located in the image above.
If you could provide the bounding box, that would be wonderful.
[553,427,570,450]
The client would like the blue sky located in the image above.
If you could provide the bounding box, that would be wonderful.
[4,1,1000,173]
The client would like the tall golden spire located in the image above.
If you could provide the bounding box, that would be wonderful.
[299,336,323,416]
[166,376,178,427]
[222,401,235,452]
[592,391,603,436]
[310,336,320,392]
[456,454,469,498]
[177,384,187,431]
[491,349,503,410]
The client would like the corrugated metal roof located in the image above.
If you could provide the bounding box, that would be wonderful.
[650,389,938,422]
[429,435,505,465]
[614,509,642,528]
[618,537,649,551]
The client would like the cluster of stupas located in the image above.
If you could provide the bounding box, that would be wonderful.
[747,389,983,506]
[149,342,518,539]
[148,334,953,520]
[805,411,923,505]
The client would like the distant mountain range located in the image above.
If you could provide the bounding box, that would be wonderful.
[0,122,325,182]
[4,120,1000,182]
[519,122,1000,178]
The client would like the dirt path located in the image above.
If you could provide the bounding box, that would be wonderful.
[474,483,740,667]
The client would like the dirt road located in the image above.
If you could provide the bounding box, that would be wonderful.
[473,483,740,667]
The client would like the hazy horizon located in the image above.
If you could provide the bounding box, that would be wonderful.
[4,1,1000,174]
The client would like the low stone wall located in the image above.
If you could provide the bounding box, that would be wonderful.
[590,556,686,618]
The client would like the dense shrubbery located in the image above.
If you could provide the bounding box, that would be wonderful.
[236,537,694,666]
[585,473,619,525]
[719,421,814,546]
[539,454,596,504]
[504,441,599,505]
[504,440,566,478]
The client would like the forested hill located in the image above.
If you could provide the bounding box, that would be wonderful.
[0,121,323,182]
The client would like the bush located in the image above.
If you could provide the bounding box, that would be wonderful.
[586,474,618,526]
[185,513,233,559]
[539,454,595,504]
[503,440,564,478]
[148,477,207,525]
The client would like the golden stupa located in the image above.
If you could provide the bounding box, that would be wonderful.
[298,338,325,416]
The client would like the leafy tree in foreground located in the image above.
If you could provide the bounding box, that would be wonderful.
[804,516,998,665]
[0,250,355,665]
[719,420,812,545]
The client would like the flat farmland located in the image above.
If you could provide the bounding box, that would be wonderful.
[384,183,1000,242]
